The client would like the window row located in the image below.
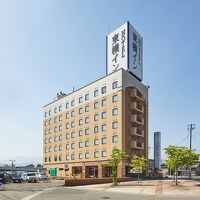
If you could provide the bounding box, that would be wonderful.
[45,150,108,162]
[44,88,118,117]
[45,135,118,153]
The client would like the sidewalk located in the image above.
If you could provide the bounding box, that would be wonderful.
[68,179,200,196]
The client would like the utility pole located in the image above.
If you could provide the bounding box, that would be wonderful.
[187,124,196,178]
[9,160,15,173]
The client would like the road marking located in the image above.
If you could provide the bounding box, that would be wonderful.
[155,180,163,195]
[19,188,56,200]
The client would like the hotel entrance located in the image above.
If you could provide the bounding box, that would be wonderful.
[86,166,98,178]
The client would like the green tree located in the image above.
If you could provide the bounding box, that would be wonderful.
[102,148,129,186]
[164,145,199,185]
[129,156,147,183]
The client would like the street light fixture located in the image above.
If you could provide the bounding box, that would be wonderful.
[9,160,15,173]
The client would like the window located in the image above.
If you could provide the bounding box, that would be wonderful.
[112,135,118,143]
[94,102,99,109]
[79,142,83,148]
[66,144,69,150]
[85,152,89,159]
[102,150,106,157]
[59,105,62,111]
[59,115,62,121]
[54,136,58,142]
[94,114,99,121]
[59,145,62,151]
[54,146,58,152]
[94,139,99,145]
[71,121,75,127]
[44,130,47,135]
[49,119,52,125]
[45,139,47,144]
[79,107,83,114]
[112,81,118,89]
[85,140,89,147]
[79,96,83,103]
[102,124,106,131]
[101,86,106,94]
[54,156,57,161]
[112,95,118,102]
[94,89,98,97]
[102,99,106,106]
[59,135,62,141]
[85,128,89,135]
[71,132,75,138]
[85,93,89,101]
[49,156,51,162]
[71,143,75,149]
[94,126,98,133]
[112,121,118,129]
[44,121,47,126]
[66,113,69,119]
[94,151,99,158]
[71,154,75,160]
[45,148,47,153]
[79,119,83,125]
[59,125,62,131]
[66,123,69,129]
[45,157,47,162]
[66,102,69,109]
[102,111,106,119]
[49,128,52,134]
[49,147,52,152]
[44,112,47,117]
[79,153,83,159]
[102,137,107,144]
[59,155,62,161]
[71,100,75,107]
[85,117,89,124]
[71,111,75,117]
[66,155,69,160]
[54,117,58,123]
[85,105,89,112]
[79,130,83,136]
[49,110,52,116]
[49,137,52,143]
[112,108,118,116]
[66,132,69,139]
[54,126,58,132]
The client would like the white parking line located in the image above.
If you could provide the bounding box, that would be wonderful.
[20,187,56,200]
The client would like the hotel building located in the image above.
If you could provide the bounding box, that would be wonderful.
[43,22,148,178]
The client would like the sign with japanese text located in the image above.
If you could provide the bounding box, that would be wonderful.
[154,132,161,170]
[107,22,143,81]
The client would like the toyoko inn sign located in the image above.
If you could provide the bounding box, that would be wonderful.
[106,21,143,81]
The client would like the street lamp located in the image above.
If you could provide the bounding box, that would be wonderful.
[9,160,15,173]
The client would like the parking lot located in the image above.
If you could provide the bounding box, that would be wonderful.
[0,179,64,200]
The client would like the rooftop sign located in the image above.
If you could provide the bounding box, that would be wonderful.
[106,21,143,81]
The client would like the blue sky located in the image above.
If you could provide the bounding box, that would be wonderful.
[0,0,200,163]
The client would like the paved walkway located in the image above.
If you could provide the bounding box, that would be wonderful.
[68,179,200,196]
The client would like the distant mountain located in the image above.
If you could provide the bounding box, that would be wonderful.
[0,156,42,167]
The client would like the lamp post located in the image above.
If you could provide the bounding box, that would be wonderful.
[9,160,15,173]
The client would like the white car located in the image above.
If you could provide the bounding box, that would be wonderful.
[35,172,47,180]
[26,172,37,183]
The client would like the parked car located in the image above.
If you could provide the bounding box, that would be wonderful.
[35,172,47,180]
[21,173,27,181]
[0,173,6,184]
[26,172,37,183]
[11,174,22,183]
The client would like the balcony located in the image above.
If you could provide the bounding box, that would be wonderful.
[130,114,144,125]
[130,141,144,149]
[130,88,144,101]
[129,127,144,137]
[130,102,144,113]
